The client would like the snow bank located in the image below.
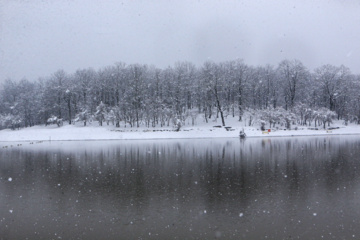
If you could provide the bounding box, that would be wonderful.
[0,119,359,143]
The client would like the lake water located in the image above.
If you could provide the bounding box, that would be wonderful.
[1,136,360,239]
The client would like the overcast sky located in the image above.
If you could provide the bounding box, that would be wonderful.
[1,0,359,83]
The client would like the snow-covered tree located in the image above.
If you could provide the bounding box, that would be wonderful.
[75,108,93,126]
[277,59,308,110]
[277,108,296,130]
[315,108,337,129]
[232,59,249,121]
[127,64,147,127]
[314,65,351,113]
[243,108,259,126]
[110,106,122,127]
[1,59,359,129]
[173,118,182,132]
[201,61,226,126]
[294,103,307,125]
[0,114,22,130]
[105,109,116,126]
[94,101,107,126]
[260,107,281,128]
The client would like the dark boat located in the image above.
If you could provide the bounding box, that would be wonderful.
[239,130,246,139]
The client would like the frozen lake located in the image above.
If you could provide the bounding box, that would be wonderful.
[1,136,360,239]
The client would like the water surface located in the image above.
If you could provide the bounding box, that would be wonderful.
[1,136,360,239]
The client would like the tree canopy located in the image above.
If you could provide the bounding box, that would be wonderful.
[1,59,359,130]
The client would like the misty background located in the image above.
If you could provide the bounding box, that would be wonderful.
[1,0,359,83]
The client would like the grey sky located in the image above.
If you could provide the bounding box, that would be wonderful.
[0,0,359,82]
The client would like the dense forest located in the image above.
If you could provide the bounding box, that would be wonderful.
[1,59,359,130]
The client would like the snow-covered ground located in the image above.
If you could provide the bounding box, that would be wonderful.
[0,117,359,143]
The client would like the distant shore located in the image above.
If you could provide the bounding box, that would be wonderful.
[0,120,359,144]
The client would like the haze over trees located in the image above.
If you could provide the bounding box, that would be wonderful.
[1,59,359,130]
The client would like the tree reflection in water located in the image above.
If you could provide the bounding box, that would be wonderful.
[1,136,360,239]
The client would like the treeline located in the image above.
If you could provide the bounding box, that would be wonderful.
[0,59,359,130]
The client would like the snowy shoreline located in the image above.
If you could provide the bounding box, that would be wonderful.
[1,133,359,144]
[1,120,359,143]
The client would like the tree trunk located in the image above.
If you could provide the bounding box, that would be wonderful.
[238,87,243,121]
[67,98,71,124]
[214,88,226,126]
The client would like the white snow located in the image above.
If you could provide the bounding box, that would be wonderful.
[0,117,359,143]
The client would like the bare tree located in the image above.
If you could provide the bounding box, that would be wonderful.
[278,59,308,110]
[201,61,226,126]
